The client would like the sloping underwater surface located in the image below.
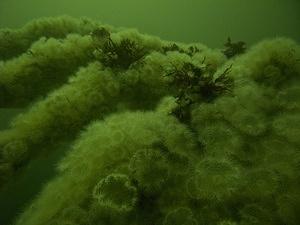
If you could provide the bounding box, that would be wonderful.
[0,16,300,225]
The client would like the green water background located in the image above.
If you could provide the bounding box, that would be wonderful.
[0,0,299,47]
[0,0,299,224]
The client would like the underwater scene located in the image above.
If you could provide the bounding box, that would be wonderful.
[0,0,300,225]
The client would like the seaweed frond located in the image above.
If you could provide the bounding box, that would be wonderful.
[162,43,185,54]
[222,37,246,58]
[92,27,147,69]
[162,43,200,56]
[165,61,233,122]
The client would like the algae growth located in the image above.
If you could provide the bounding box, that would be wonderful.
[0,16,300,225]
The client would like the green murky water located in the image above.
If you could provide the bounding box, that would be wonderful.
[0,0,299,47]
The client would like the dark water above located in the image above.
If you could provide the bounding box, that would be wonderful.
[0,0,299,47]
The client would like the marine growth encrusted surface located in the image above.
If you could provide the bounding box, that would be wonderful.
[0,16,299,225]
